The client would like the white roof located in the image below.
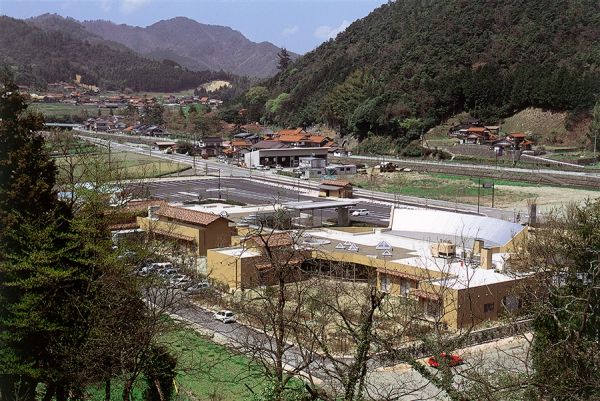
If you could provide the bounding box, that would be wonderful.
[306,224,523,289]
[217,247,261,258]
[390,209,524,248]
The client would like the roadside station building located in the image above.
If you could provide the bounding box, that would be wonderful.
[207,208,529,329]
[137,205,232,256]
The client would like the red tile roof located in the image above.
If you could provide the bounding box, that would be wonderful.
[467,127,487,133]
[277,128,305,136]
[155,206,227,226]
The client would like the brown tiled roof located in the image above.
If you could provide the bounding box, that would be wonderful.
[277,128,305,136]
[411,288,440,301]
[155,206,227,226]
[123,199,166,213]
[467,127,487,133]
[246,232,295,248]
[509,133,527,138]
[376,268,421,281]
[278,134,306,142]
[231,140,251,147]
[108,222,139,230]
[320,180,352,188]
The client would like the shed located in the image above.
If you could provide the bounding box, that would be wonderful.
[319,180,353,198]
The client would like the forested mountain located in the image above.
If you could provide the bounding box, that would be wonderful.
[82,17,298,78]
[260,0,600,143]
[0,16,231,91]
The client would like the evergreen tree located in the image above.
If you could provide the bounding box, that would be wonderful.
[276,48,291,71]
[520,202,600,400]
[0,73,91,401]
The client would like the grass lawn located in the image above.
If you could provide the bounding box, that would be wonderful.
[163,328,266,401]
[84,326,266,401]
[54,150,190,181]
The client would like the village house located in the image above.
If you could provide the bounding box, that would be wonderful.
[197,136,223,156]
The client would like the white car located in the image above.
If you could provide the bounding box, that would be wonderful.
[351,209,370,216]
[213,310,235,323]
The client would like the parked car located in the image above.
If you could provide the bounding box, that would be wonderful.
[351,209,370,216]
[427,353,464,368]
[213,310,235,323]
[169,274,190,283]
[185,282,210,294]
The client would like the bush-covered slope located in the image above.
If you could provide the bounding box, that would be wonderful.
[0,16,230,91]
[262,0,600,142]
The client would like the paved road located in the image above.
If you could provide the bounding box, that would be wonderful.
[77,132,527,222]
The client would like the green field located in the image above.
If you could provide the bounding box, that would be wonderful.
[86,326,267,401]
[30,103,124,119]
[54,150,190,181]
[353,171,534,207]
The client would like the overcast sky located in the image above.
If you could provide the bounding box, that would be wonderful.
[0,0,388,54]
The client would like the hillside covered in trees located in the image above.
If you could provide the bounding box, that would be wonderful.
[0,16,231,92]
[257,0,600,146]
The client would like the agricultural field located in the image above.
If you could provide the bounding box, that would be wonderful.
[30,103,124,120]
[353,171,600,212]
[54,150,190,182]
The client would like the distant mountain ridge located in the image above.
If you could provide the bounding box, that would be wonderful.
[0,15,230,91]
[81,16,298,77]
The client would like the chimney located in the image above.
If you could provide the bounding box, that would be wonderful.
[480,247,493,269]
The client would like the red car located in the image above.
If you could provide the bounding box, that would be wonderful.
[427,353,464,368]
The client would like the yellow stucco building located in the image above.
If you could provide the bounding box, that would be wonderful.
[207,208,530,330]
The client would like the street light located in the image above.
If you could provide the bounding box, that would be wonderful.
[218,168,221,200]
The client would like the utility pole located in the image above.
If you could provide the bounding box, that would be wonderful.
[192,132,197,175]
[477,177,481,214]
[218,168,221,199]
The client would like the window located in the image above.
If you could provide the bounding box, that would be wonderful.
[400,280,411,297]
[484,303,495,313]
[380,274,390,293]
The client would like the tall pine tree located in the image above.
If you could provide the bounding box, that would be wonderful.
[0,72,92,401]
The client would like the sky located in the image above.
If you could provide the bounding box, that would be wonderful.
[0,0,388,54]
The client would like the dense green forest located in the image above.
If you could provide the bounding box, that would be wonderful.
[0,16,232,92]
[253,0,600,145]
